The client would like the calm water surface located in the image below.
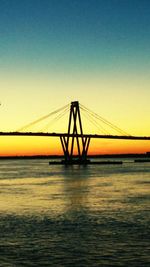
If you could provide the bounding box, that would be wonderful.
[0,159,149,266]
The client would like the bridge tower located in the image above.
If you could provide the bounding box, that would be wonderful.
[60,101,91,164]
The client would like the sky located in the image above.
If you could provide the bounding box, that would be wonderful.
[0,0,150,155]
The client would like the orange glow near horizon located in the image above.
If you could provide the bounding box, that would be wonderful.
[89,139,150,155]
[0,136,150,156]
[0,137,61,156]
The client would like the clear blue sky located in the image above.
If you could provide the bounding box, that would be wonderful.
[1,0,150,72]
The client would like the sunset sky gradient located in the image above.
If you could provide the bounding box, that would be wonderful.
[0,0,150,155]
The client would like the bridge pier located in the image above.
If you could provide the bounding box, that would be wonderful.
[60,101,91,165]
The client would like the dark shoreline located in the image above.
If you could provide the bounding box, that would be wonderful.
[0,153,149,160]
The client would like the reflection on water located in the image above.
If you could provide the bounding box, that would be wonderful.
[0,159,150,266]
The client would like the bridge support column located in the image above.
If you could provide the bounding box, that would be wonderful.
[60,101,91,164]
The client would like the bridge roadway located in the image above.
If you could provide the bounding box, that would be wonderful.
[0,132,150,140]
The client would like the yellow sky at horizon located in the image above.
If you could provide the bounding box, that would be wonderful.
[1,71,150,132]
[1,69,150,156]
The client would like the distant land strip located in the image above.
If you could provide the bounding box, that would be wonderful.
[0,153,150,160]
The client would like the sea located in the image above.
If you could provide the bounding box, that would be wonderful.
[0,158,149,267]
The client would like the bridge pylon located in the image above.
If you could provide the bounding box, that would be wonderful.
[60,101,91,164]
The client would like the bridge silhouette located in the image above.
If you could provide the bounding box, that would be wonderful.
[1,101,150,164]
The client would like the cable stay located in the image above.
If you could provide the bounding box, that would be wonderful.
[17,104,69,132]
[81,110,110,135]
[80,103,130,136]
[41,105,69,132]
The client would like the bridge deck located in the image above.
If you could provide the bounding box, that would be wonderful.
[0,132,150,140]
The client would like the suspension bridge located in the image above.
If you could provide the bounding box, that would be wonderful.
[1,101,150,164]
